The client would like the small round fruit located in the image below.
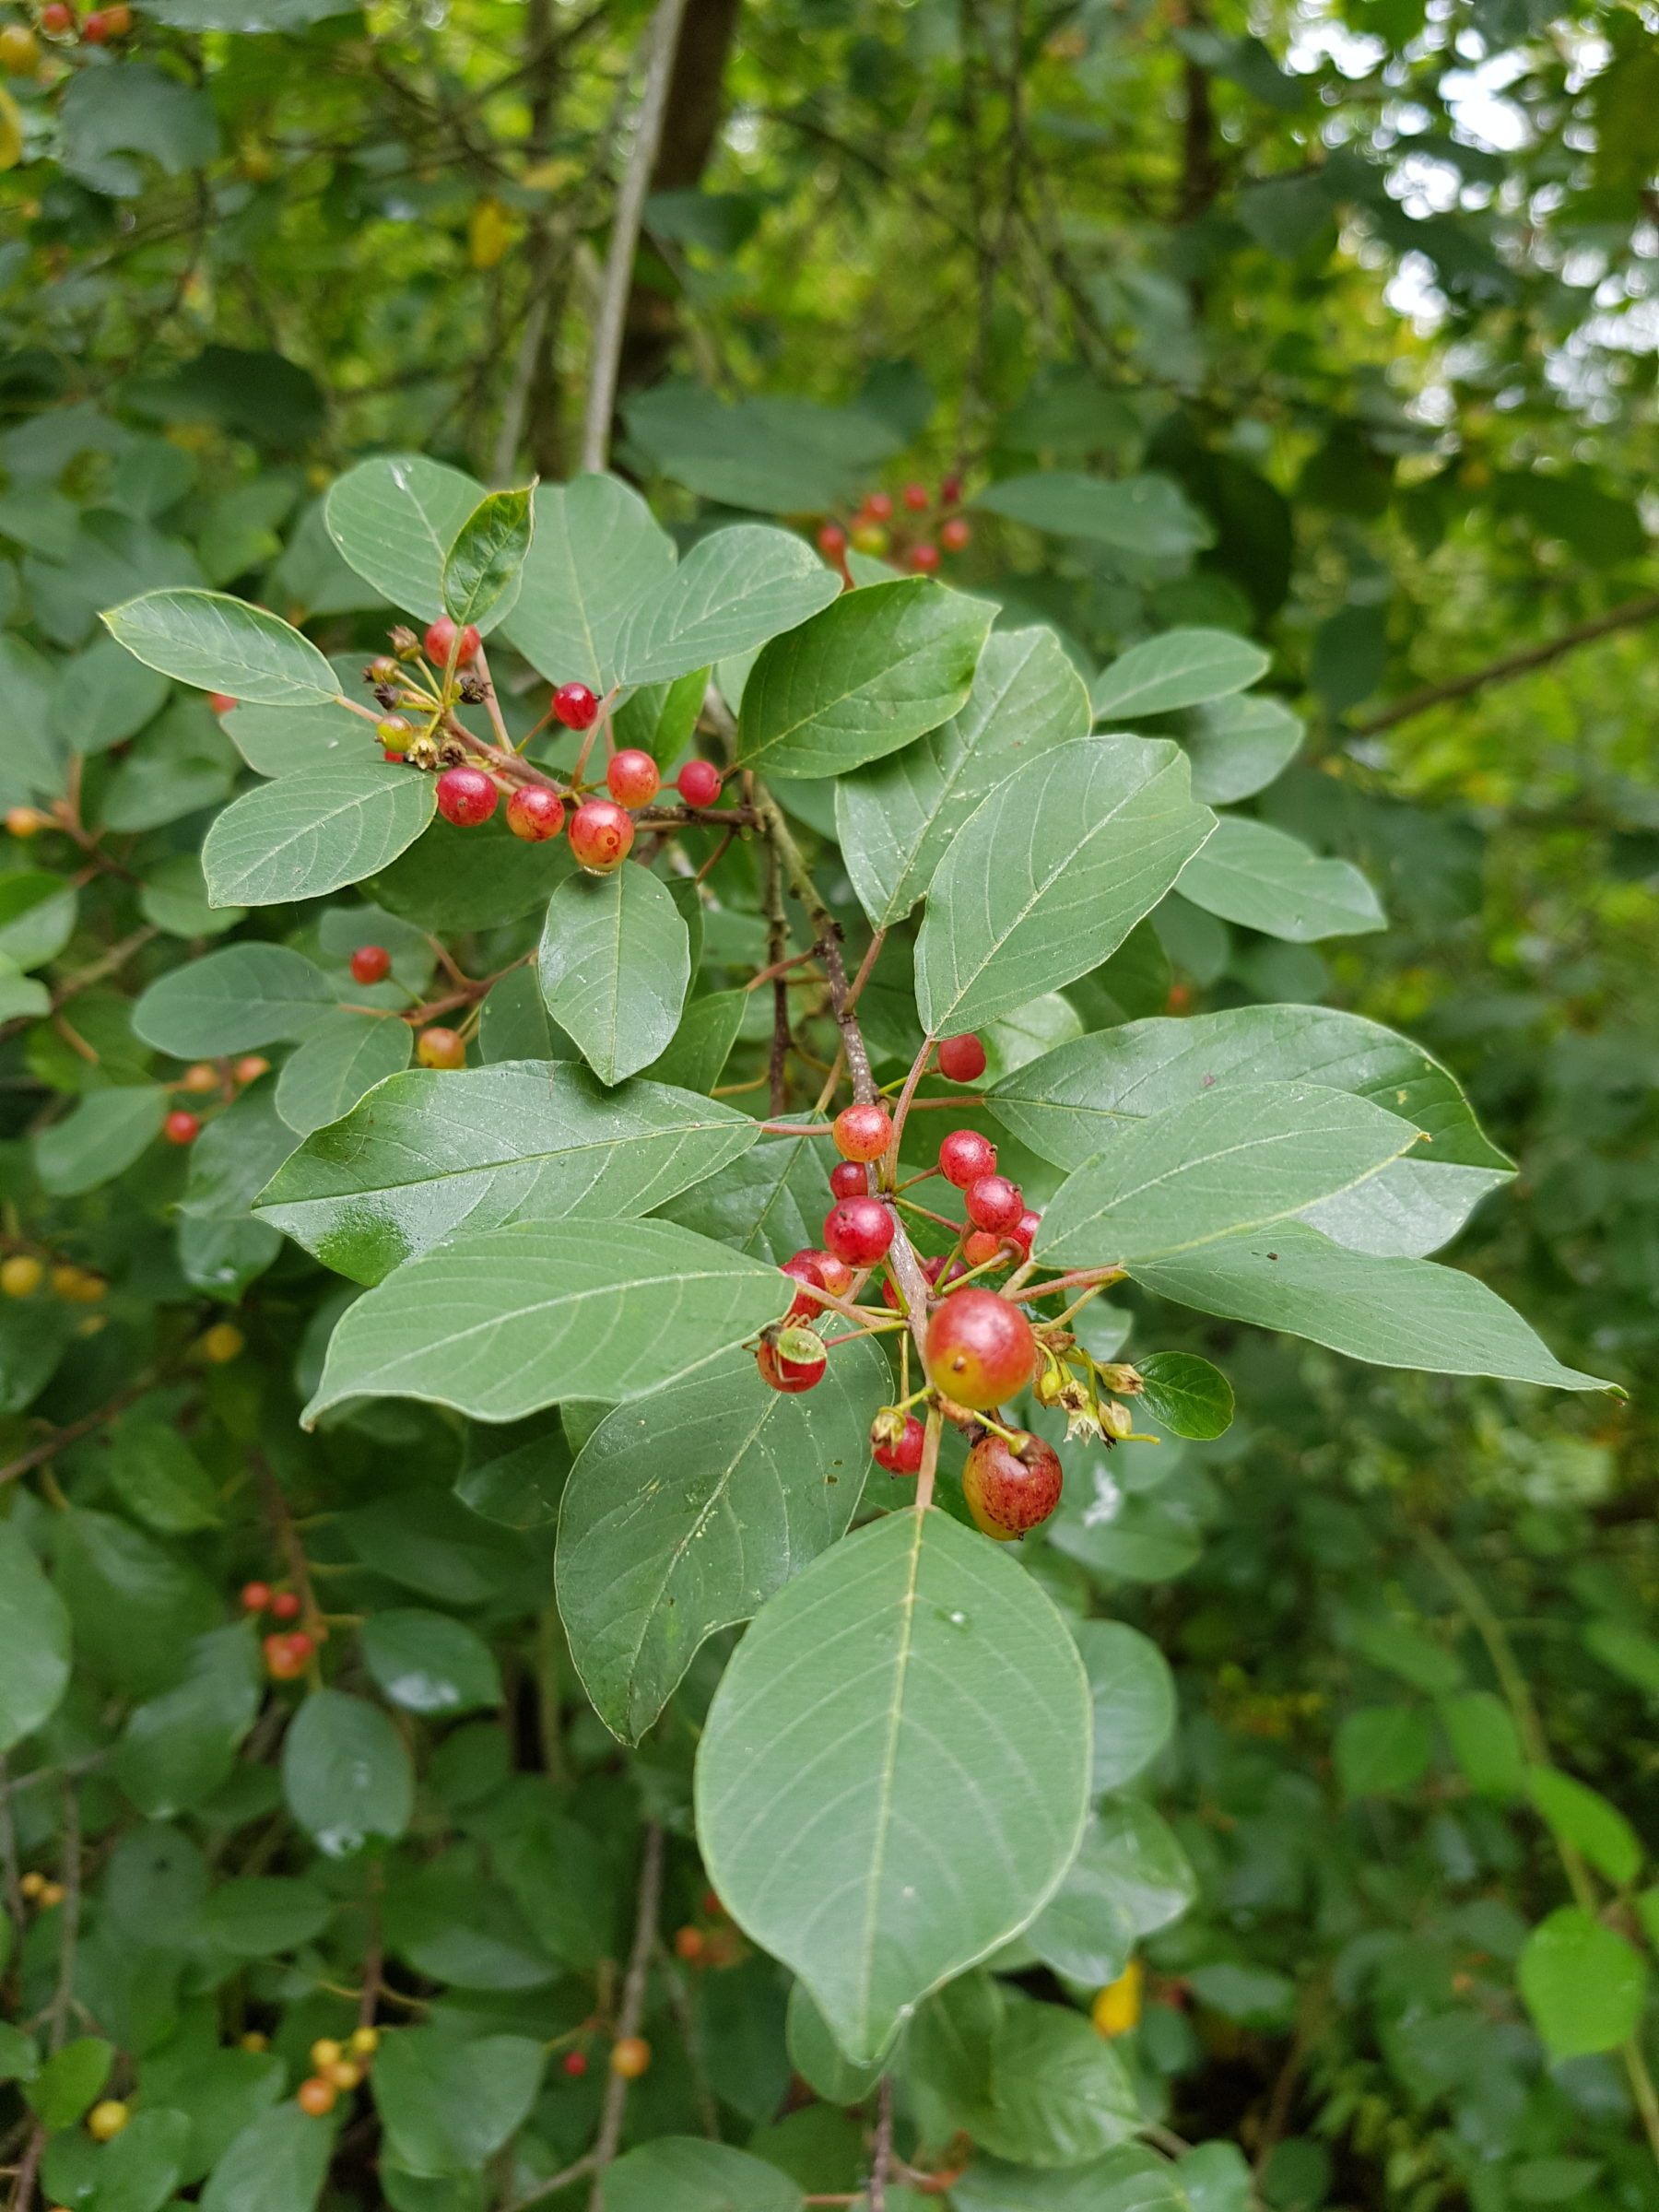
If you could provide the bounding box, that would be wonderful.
[965,1173,1023,1235]
[606,748,660,807]
[234,1055,269,1085]
[311,2039,342,2070]
[674,1925,705,1962]
[552,680,599,731]
[201,1322,243,1362]
[240,2030,269,2052]
[676,758,722,807]
[561,2050,588,2077]
[756,1327,827,1394]
[271,1590,301,1621]
[610,2037,651,2080]
[349,2026,379,2056]
[296,2077,337,2118]
[39,2,72,29]
[938,1128,996,1189]
[817,522,848,557]
[418,1027,466,1070]
[435,765,498,827]
[941,516,971,552]
[873,1414,925,1476]
[936,1032,987,1082]
[207,690,237,715]
[822,1195,893,1269]
[506,785,564,842]
[181,1062,218,1093]
[1010,1208,1041,1256]
[907,542,940,573]
[376,716,412,755]
[779,1252,830,1322]
[37,1880,65,1908]
[863,490,894,523]
[924,1288,1035,1410]
[6,806,45,837]
[902,481,930,512]
[240,1581,272,1614]
[325,2060,362,2089]
[53,1265,104,1303]
[832,1101,892,1162]
[940,472,963,504]
[88,2102,128,2143]
[424,617,480,667]
[962,1429,1063,1539]
[19,1870,43,1898]
[1,1255,42,1298]
[0,21,41,69]
[264,1630,312,1681]
[367,655,400,685]
[849,521,888,556]
[349,944,391,986]
[962,1229,1009,1268]
[81,11,111,40]
[568,797,634,874]
[830,1159,867,1201]
[802,1248,853,1297]
[162,1110,199,1147]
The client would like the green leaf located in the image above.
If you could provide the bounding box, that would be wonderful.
[1028,1799,1195,1987]
[454,1413,570,1530]
[199,2103,334,2212]
[51,633,171,757]
[202,761,435,908]
[0,870,77,969]
[1179,817,1385,942]
[1125,1220,1609,1391]
[642,988,746,1095]
[139,853,244,938]
[57,1509,220,1698]
[370,2031,545,2179]
[345,1489,535,1606]
[281,1688,414,1856]
[369,806,573,932]
[1437,1690,1524,1800]
[1135,1353,1234,1439]
[1335,1705,1433,1797]
[361,1609,504,1716]
[274,1012,413,1139]
[84,2106,191,2212]
[180,1081,298,1224]
[0,1524,71,1754]
[498,474,676,693]
[1524,1766,1642,1887]
[324,455,486,624]
[28,2039,114,2130]
[198,1877,332,1957]
[384,1861,556,1991]
[133,944,333,1057]
[259,1062,756,1283]
[1037,1082,1418,1267]
[0,2024,39,2084]
[978,1994,1142,2167]
[558,1335,888,1743]
[656,1129,840,1265]
[302,1218,788,1426]
[1185,1962,1295,2027]
[613,664,710,763]
[33,1088,168,1197]
[106,1416,221,1533]
[614,524,840,688]
[1074,1620,1176,1793]
[441,484,534,634]
[1583,1618,1659,1695]
[601,2140,802,2212]
[914,738,1214,1035]
[696,1508,1091,2064]
[1092,628,1270,720]
[223,694,368,779]
[1184,694,1302,806]
[972,471,1213,558]
[1349,1616,1464,1697]
[102,591,338,707]
[112,1624,261,1817]
[954,2142,1189,2212]
[737,577,991,780]
[538,868,690,1088]
[1518,1907,1648,2057]
[785,1983,883,2106]
[836,626,1091,931]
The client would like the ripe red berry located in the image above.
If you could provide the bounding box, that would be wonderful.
[568,798,634,874]
[1010,1208,1041,1256]
[818,523,848,557]
[424,617,481,667]
[902,482,930,512]
[940,473,963,505]
[263,1630,312,1681]
[606,749,660,807]
[349,945,391,985]
[780,1252,830,1322]
[936,1033,987,1083]
[832,1102,892,1163]
[270,1590,301,1621]
[81,10,111,39]
[208,692,238,715]
[907,543,940,574]
[435,766,498,827]
[40,3,73,29]
[756,1328,828,1394]
[939,1129,996,1189]
[873,1414,926,1476]
[506,785,565,842]
[418,1028,466,1070]
[963,1430,1063,1540]
[966,1174,1023,1235]
[677,759,722,808]
[863,491,894,523]
[822,1196,893,1269]
[552,681,598,731]
[830,1160,868,1201]
[801,1249,853,1298]
[963,1229,1010,1268]
[163,1110,199,1146]
[674,1924,705,1962]
[241,1581,272,1614]
[924,1288,1035,1410]
[941,516,972,553]
[562,2051,588,2078]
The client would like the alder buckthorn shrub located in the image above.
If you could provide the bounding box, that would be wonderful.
[936,1032,987,1082]
[418,1028,465,1069]
[349,944,392,984]
[822,1194,893,1268]
[938,1128,996,1188]
[424,617,480,666]
[832,1101,892,1161]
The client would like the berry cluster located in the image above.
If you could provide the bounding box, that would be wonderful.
[243,1579,322,1678]
[817,477,973,580]
[296,2028,380,2118]
[11,1,132,58]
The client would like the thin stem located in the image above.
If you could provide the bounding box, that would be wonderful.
[585,1822,665,2208]
[868,2075,894,2212]
[47,1781,79,2052]
[0,1372,159,1490]
[1350,592,1659,735]
[535,1604,568,1784]
[915,1404,944,1516]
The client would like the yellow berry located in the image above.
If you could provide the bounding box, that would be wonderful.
[87,2101,129,2142]
[1091,1959,1143,2039]
[608,2036,650,2080]
[5,806,45,838]
[1,1255,41,1298]
[37,1881,65,1909]
[18,1869,43,1898]
[348,2026,379,2056]
[324,2059,361,2089]
[309,2038,342,2070]
[240,2031,268,2053]
[201,1323,244,1363]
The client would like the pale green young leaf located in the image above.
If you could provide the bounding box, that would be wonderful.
[222,696,365,778]
[499,473,676,692]
[1135,1352,1234,1438]
[785,1983,883,2107]
[441,483,534,633]
[202,760,435,908]
[1518,1908,1647,2057]
[369,2031,545,2178]
[613,523,840,688]
[976,1995,1142,2168]
[0,870,77,969]
[1336,1705,1433,1797]
[0,1524,71,1755]
[1524,1765,1642,1887]
[1185,693,1302,806]
[1438,1690,1524,1799]
[33,1088,167,1197]
[273,1011,413,1138]
[102,591,338,706]
[323,454,485,623]
[537,867,690,1087]
[1179,815,1385,941]
[1092,627,1270,720]
[134,944,334,1057]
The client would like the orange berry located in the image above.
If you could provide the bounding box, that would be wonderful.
[609,2036,651,2080]
[418,1027,465,1070]
[673,1926,705,1963]
[296,2077,336,2117]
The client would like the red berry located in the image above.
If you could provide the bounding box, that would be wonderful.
[963,1229,1010,1268]
[823,1196,893,1269]
[963,1430,1063,1539]
[940,473,963,505]
[832,1102,892,1163]
[941,517,971,553]
[270,1590,301,1621]
[208,692,237,715]
[263,1630,312,1681]
[780,1252,830,1322]
[756,1328,828,1394]
[907,543,940,574]
[506,785,565,842]
[418,1028,466,1070]
[81,10,110,39]
[606,749,660,807]
[966,1174,1023,1235]
[435,766,498,827]
[830,1160,868,1201]
[241,1581,272,1614]
[1010,1208,1041,1256]
[818,523,848,557]
[163,1110,199,1146]
[864,491,894,523]
[349,945,391,985]
[939,1129,996,1189]
[424,617,480,667]
[801,1249,853,1298]
[677,759,722,808]
[568,798,634,874]
[873,1415,926,1476]
[936,1033,987,1082]
[562,2051,588,2078]
[881,1252,946,1312]
[902,482,930,512]
[40,3,72,29]
[924,1288,1034,1411]
[553,682,599,731]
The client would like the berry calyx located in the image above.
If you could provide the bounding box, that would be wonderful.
[873,1413,926,1476]
[376,716,412,755]
[962,1429,1063,1539]
[756,1325,828,1394]
[965,1174,1023,1235]
[418,1028,466,1070]
[271,1589,301,1621]
[0,1256,42,1298]
[907,543,940,573]
[435,765,498,827]
[606,748,660,807]
[610,2037,651,2080]
[208,691,238,716]
[264,1630,313,1680]
[240,1581,272,1614]
[562,2051,589,2077]
[234,1056,270,1085]
[817,522,848,558]
[941,516,971,551]
[296,2077,337,2117]
[822,1195,893,1269]
[349,945,391,985]
[830,1160,868,1201]
[506,785,565,842]
[162,1111,200,1147]
[201,1322,243,1362]
[936,1032,987,1082]
[832,1101,892,1162]
[568,798,634,874]
[902,482,930,512]
[181,1063,218,1093]
[366,656,400,685]
[424,617,481,667]
[939,1128,996,1189]
[677,759,722,808]
[924,1288,1035,1410]
[863,491,894,523]
[87,2101,129,2143]
[552,681,599,730]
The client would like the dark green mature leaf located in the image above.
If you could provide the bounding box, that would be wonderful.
[500,473,676,693]
[106,1417,220,1533]
[369,806,574,931]
[441,484,534,634]
[33,1088,167,1196]
[836,626,1091,930]
[642,988,745,1094]
[324,454,485,623]
[602,2140,801,2212]
[538,868,690,1087]
[1135,1352,1233,1439]
[1518,1909,1647,2057]
[198,1878,332,1958]
[656,1129,837,1264]
[259,1062,757,1283]
[0,1301,73,1416]
[203,761,434,908]
[914,738,1214,1035]
[133,944,333,1057]
[1026,1799,1194,1991]
[972,471,1212,557]
[274,1012,413,1138]
[28,2039,114,2130]
[198,2103,333,2212]
[558,1335,887,1743]
[223,696,365,779]
[371,2031,545,2178]
[696,1508,1091,2064]
[0,870,77,968]
[302,1218,789,1425]
[82,2105,191,2212]
[613,524,840,687]
[1092,628,1269,720]
[954,2143,1188,2212]
[785,1983,883,2106]
[0,1524,71,1754]
[736,577,993,779]
[103,591,337,705]
[57,1509,220,1698]
[281,1688,414,1856]
[361,1610,503,1716]
[1179,816,1385,941]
